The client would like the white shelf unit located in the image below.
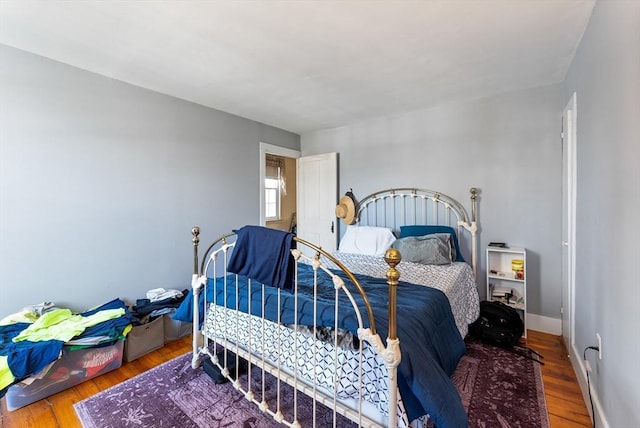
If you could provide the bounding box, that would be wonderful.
[486,246,527,337]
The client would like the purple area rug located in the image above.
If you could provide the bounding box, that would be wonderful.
[459,338,549,428]
[74,338,548,427]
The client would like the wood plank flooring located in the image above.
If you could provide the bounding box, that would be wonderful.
[526,330,593,427]
[1,331,591,427]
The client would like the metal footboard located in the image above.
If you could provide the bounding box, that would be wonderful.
[189,227,402,427]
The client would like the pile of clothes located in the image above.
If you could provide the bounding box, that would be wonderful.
[129,287,188,326]
[0,298,134,398]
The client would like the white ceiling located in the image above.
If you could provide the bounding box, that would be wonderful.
[0,0,595,134]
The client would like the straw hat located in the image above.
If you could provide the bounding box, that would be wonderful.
[335,193,356,225]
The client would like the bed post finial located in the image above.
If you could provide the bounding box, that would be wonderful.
[470,187,477,222]
[192,226,200,275]
[384,248,401,341]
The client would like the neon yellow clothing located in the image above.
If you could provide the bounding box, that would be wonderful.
[12,308,125,343]
[0,356,15,390]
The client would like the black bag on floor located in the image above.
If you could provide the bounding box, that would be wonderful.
[202,351,245,384]
[470,300,524,348]
[470,301,544,364]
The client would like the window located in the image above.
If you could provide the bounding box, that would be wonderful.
[265,154,288,222]
[265,173,281,220]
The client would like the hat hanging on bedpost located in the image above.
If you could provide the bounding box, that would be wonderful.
[335,189,357,225]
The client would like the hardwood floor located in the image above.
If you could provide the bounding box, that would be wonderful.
[1,331,591,427]
[525,330,592,427]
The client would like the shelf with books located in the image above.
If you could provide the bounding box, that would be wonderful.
[486,246,527,337]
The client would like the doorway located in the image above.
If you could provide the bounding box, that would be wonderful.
[258,144,338,252]
[259,142,300,229]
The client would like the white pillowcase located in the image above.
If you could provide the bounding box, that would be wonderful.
[338,226,396,257]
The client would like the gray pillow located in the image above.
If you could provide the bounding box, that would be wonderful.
[391,233,453,265]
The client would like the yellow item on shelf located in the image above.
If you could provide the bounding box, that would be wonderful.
[512,259,524,279]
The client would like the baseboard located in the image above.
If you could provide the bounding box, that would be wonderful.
[569,343,610,428]
[527,313,562,335]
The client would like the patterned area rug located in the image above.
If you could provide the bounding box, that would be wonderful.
[74,338,548,427]
[457,338,549,427]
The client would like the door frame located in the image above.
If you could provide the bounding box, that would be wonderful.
[561,93,577,350]
[259,142,301,226]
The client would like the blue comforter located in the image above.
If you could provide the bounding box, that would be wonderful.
[175,263,467,427]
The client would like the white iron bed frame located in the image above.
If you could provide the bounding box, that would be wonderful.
[189,187,478,427]
[353,187,478,277]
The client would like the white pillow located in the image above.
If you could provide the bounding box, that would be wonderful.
[338,226,396,257]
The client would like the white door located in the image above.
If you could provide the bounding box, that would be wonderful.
[561,93,577,351]
[297,153,338,253]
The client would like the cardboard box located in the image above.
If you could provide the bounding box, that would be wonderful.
[5,340,124,411]
[124,316,164,362]
[163,311,192,343]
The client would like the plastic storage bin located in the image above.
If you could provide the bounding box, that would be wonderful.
[5,339,124,411]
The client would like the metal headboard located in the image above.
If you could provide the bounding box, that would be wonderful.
[354,187,478,276]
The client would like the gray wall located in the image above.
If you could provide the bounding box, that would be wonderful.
[561,1,640,426]
[302,84,563,319]
[0,45,300,316]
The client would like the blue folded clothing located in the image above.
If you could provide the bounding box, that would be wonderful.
[227,225,295,290]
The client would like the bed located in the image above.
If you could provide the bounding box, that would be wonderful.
[178,187,479,428]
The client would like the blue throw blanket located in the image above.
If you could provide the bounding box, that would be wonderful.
[174,263,467,427]
[226,225,295,290]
